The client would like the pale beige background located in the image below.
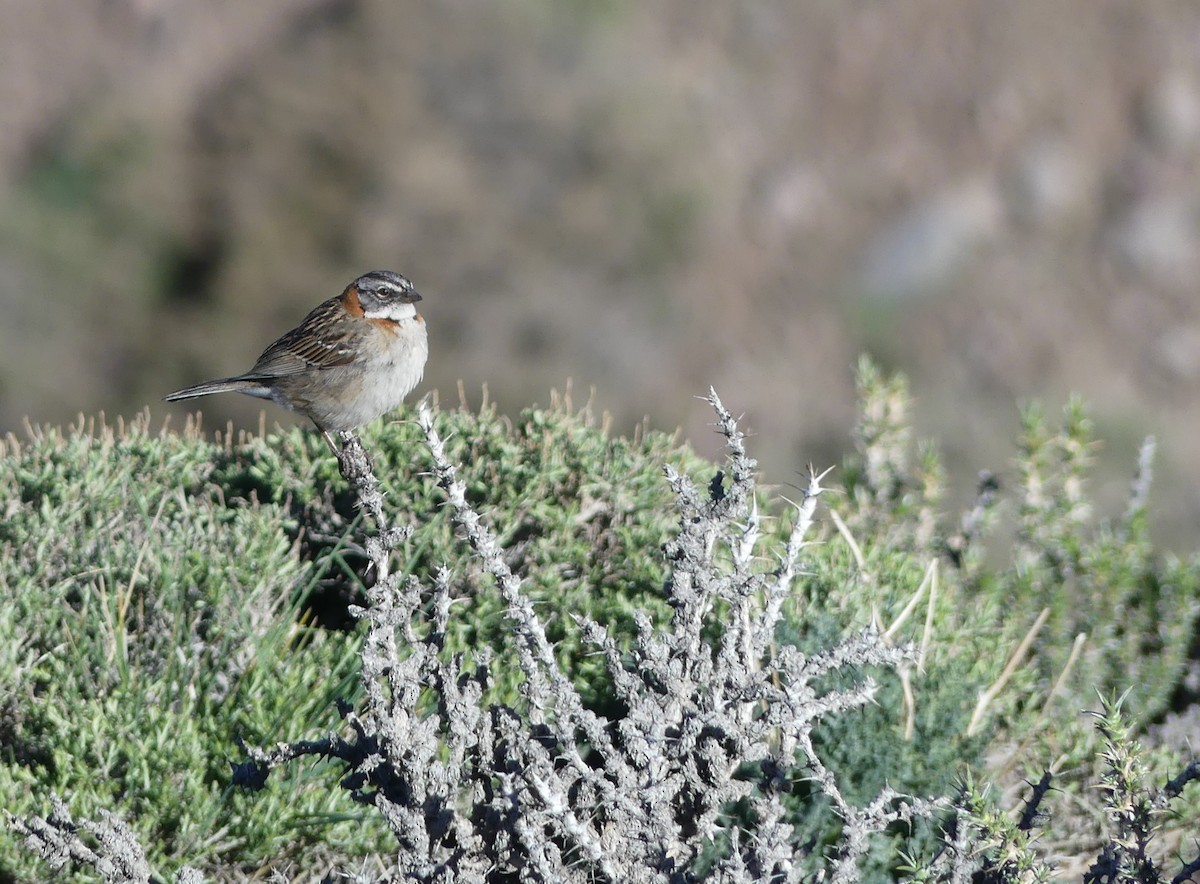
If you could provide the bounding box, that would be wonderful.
[3,0,1199,541]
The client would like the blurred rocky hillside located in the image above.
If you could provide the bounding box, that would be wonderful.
[3,0,1200,540]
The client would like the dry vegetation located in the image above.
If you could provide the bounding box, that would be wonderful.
[5,382,1198,881]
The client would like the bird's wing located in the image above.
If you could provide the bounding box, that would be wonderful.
[247,297,356,378]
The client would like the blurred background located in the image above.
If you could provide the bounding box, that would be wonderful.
[3,0,1200,542]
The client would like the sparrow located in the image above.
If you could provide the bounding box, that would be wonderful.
[164,270,428,452]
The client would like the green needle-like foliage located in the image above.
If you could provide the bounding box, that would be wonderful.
[3,370,1198,882]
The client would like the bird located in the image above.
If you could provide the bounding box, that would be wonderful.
[164,270,428,453]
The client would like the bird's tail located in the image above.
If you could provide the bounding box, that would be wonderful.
[163,377,270,402]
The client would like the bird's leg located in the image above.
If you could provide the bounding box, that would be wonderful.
[320,427,341,456]
[314,423,385,524]
[318,425,358,479]
[318,426,367,480]
[321,425,366,478]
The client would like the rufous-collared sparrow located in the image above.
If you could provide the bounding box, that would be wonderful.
[164,270,428,452]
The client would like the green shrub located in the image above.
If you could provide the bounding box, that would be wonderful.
[0,400,702,880]
[3,367,1198,882]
